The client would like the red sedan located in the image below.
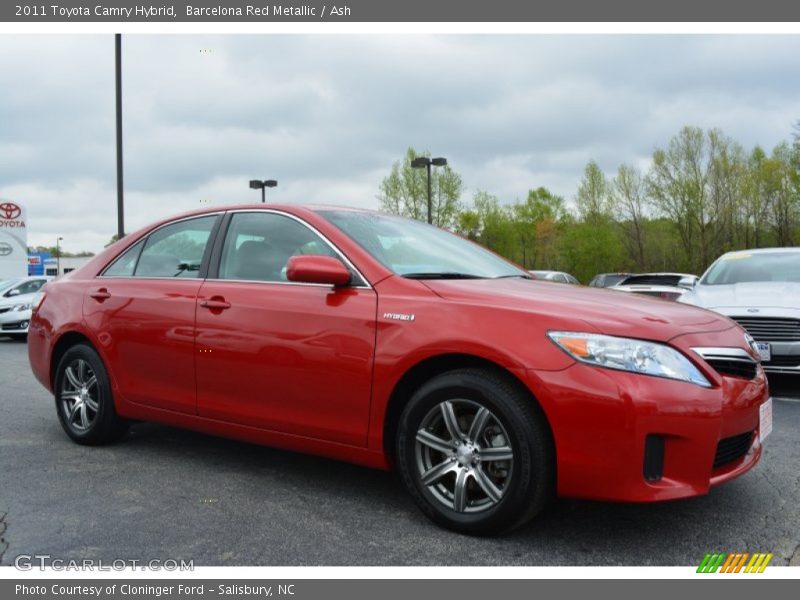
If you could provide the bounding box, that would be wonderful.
[28,205,771,534]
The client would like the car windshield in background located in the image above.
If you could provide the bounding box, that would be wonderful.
[604,274,628,286]
[702,251,800,285]
[318,210,529,280]
[0,279,22,294]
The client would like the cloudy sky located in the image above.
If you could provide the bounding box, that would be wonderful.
[1,34,799,253]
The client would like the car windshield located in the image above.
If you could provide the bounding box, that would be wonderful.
[702,251,800,285]
[604,274,628,286]
[318,210,529,279]
[0,278,22,294]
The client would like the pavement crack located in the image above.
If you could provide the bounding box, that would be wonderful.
[790,541,800,566]
[0,511,8,565]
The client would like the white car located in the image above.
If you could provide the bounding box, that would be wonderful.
[528,270,580,284]
[679,248,800,375]
[613,272,698,301]
[0,276,51,340]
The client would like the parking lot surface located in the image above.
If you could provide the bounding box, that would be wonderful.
[1,337,798,566]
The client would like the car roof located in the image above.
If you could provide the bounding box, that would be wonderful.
[720,247,800,255]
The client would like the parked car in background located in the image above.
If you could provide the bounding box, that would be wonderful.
[680,248,800,375]
[588,272,633,288]
[0,276,51,340]
[528,270,580,285]
[28,205,770,534]
[613,273,698,301]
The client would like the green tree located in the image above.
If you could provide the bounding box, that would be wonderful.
[378,148,463,228]
[610,164,648,270]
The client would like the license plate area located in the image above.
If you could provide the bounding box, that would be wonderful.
[759,397,773,443]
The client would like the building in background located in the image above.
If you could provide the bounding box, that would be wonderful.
[28,252,51,276]
[42,255,92,277]
[0,200,28,280]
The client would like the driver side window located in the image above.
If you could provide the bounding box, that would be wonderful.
[218,212,337,283]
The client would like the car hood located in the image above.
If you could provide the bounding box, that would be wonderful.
[422,278,733,342]
[681,281,800,310]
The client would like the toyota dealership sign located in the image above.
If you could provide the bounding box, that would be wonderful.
[0,200,28,279]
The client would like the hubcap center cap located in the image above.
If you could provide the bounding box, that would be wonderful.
[456,443,476,467]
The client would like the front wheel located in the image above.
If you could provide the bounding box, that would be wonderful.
[396,368,554,535]
[54,344,129,445]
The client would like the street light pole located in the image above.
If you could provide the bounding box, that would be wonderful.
[426,162,432,225]
[249,179,278,203]
[56,237,63,276]
[115,33,125,240]
[411,156,448,225]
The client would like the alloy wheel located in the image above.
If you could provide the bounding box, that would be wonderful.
[414,399,514,513]
[59,358,99,432]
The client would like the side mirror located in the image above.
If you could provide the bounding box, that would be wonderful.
[6,289,20,297]
[286,255,352,287]
[678,276,697,289]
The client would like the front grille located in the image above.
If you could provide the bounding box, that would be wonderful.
[704,357,758,380]
[731,317,800,342]
[713,431,754,469]
[763,356,800,368]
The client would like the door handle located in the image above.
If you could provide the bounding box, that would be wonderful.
[90,288,111,301]
[200,297,231,310]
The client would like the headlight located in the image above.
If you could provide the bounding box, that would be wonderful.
[13,303,32,312]
[548,331,711,387]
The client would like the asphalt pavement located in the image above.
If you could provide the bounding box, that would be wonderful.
[1,336,798,566]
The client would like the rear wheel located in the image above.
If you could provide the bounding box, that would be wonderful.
[396,368,554,535]
[54,344,129,445]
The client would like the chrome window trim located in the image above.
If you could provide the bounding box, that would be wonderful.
[98,212,224,279]
[217,208,372,290]
[97,209,372,290]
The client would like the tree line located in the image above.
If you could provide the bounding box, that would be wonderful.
[379,126,800,283]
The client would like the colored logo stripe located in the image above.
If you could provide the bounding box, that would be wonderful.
[697,552,773,573]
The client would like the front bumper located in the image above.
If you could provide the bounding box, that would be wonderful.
[0,308,32,333]
[525,331,769,502]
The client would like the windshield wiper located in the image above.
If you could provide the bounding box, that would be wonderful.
[403,272,485,280]
[494,274,533,279]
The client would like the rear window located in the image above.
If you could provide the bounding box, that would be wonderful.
[619,275,682,287]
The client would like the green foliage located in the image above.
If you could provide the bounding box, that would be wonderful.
[378,147,463,229]
[379,126,800,283]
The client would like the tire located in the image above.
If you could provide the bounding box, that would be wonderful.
[54,343,129,445]
[396,368,554,535]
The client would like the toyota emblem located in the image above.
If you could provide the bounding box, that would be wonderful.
[744,333,759,357]
[0,202,22,220]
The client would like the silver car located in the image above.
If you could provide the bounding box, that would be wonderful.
[680,248,800,375]
[0,276,51,340]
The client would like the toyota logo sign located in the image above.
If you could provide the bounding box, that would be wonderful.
[0,242,12,257]
[0,202,22,220]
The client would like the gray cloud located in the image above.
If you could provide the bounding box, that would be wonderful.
[0,34,799,253]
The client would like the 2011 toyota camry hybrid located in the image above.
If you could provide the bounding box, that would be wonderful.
[28,205,772,534]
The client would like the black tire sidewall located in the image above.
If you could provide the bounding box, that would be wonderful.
[397,369,552,535]
[54,344,124,445]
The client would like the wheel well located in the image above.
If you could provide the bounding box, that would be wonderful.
[50,331,94,388]
[382,353,551,461]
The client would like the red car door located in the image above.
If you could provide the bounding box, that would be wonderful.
[194,210,377,446]
[83,214,220,414]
